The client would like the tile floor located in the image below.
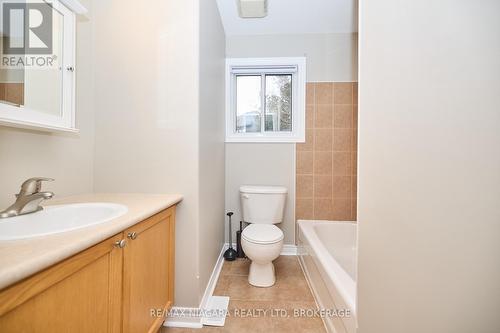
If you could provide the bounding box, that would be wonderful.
[161,256,326,333]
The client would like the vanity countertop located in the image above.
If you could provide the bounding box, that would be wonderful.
[0,193,183,291]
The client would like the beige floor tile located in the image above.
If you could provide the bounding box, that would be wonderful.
[274,256,304,276]
[163,256,324,332]
[272,316,326,333]
[219,260,233,276]
[228,258,250,276]
[225,275,281,301]
[213,274,230,296]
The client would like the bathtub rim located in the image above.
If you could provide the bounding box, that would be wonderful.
[297,219,357,315]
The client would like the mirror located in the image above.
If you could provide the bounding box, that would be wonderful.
[0,0,76,132]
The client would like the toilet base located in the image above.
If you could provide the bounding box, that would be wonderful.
[248,261,276,287]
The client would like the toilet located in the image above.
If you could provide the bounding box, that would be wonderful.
[240,185,287,287]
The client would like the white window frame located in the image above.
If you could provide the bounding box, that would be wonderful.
[225,57,306,143]
[0,0,77,133]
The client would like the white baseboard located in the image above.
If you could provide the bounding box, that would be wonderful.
[200,244,227,310]
[281,244,298,255]
[224,242,297,256]
[164,243,298,329]
[164,244,227,329]
[163,307,204,329]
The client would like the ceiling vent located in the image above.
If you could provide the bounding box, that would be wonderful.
[238,0,268,18]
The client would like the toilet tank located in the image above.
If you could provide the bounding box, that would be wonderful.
[240,185,287,224]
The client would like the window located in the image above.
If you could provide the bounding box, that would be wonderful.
[226,57,306,142]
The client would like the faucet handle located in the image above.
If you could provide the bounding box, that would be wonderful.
[18,177,54,196]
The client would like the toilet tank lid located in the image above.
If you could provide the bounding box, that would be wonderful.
[239,185,288,194]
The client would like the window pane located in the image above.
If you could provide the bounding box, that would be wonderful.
[265,74,292,132]
[236,75,261,133]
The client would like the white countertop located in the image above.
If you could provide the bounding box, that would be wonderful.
[0,193,183,290]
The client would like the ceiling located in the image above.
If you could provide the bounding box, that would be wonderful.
[216,0,358,36]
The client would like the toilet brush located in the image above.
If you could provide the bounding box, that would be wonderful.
[224,212,237,261]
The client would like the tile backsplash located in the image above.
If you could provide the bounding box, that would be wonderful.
[296,82,358,221]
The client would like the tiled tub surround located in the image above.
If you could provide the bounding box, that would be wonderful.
[296,82,358,221]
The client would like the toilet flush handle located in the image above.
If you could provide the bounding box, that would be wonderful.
[242,194,250,199]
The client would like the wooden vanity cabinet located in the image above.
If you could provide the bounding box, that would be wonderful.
[122,207,175,333]
[0,206,176,333]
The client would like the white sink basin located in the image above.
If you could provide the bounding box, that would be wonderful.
[0,203,128,241]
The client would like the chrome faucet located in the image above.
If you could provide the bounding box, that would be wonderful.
[0,178,54,218]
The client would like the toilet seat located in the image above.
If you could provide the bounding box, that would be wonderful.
[242,224,284,245]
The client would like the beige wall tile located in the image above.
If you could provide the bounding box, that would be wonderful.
[351,200,357,221]
[333,151,351,175]
[334,104,353,128]
[352,152,358,176]
[297,151,313,174]
[314,151,332,175]
[314,105,333,128]
[297,129,314,151]
[314,82,333,105]
[352,176,357,199]
[332,198,352,220]
[352,129,358,151]
[353,82,358,105]
[314,198,333,220]
[353,104,358,127]
[314,175,332,198]
[296,82,357,222]
[333,176,351,198]
[314,129,333,151]
[334,82,353,104]
[333,128,352,152]
[297,175,313,198]
[306,83,315,105]
[306,105,314,128]
[296,199,313,220]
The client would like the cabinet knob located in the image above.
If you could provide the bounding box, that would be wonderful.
[127,232,138,240]
[114,239,127,248]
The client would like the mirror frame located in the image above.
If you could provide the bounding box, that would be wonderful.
[0,0,76,133]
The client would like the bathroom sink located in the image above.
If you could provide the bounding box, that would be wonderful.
[0,203,128,241]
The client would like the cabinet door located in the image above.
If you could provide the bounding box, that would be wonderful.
[0,234,123,333]
[122,207,175,333]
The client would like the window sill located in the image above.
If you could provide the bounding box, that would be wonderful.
[225,134,305,143]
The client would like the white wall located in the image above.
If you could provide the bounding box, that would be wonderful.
[225,143,296,244]
[227,33,358,82]
[357,1,500,332]
[92,0,226,307]
[0,0,94,208]
[91,0,201,307]
[225,32,357,244]
[1,0,225,308]
[198,0,226,302]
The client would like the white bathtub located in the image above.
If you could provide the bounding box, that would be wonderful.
[298,220,357,333]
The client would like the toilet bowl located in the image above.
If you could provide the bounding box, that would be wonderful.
[239,185,287,287]
[241,224,284,287]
